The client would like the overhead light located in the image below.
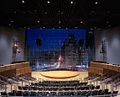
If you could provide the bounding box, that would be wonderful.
[13,11,16,14]
[108,25,111,27]
[75,26,78,29]
[90,28,94,30]
[8,24,11,26]
[11,20,14,23]
[44,12,48,14]
[61,11,64,14]
[80,21,83,24]
[95,1,98,5]
[58,20,61,24]
[47,1,50,4]
[59,26,61,28]
[27,27,30,29]
[88,31,93,34]
[37,20,40,23]
[70,1,73,4]
[22,0,25,4]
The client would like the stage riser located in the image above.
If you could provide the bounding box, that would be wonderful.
[0,62,32,77]
[88,61,120,77]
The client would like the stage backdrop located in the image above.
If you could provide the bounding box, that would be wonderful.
[26,29,88,70]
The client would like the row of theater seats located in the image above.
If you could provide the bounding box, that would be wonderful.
[31,81,88,87]
[1,80,118,97]
[1,89,118,96]
[18,85,100,91]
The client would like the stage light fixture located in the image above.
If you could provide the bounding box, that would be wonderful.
[22,0,25,3]
[75,26,78,29]
[11,20,14,23]
[8,24,11,26]
[70,1,73,4]
[58,20,61,24]
[37,20,40,23]
[47,1,50,4]
[95,1,98,5]
[80,21,83,24]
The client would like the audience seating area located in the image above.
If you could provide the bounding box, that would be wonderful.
[1,80,118,97]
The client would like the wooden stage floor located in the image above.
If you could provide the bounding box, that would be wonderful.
[32,71,88,81]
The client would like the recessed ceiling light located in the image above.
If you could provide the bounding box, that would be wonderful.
[59,26,61,28]
[90,28,94,30]
[22,0,25,4]
[88,31,93,34]
[37,20,40,23]
[80,21,83,24]
[70,1,73,4]
[108,25,111,27]
[11,20,14,23]
[47,1,50,4]
[13,11,16,14]
[8,24,11,26]
[27,27,30,29]
[58,20,61,24]
[95,1,98,5]
[44,12,48,14]
[75,26,78,29]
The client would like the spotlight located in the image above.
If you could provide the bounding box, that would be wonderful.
[59,26,61,28]
[37,20,40,23]
[70,1,73,4]
[58,20,61,24]
[22,0,25,3]
[13,11,16,14]
[11,20,14,23]
[47,1,50,4]
[95,1,98,5]
[80,21,83,24]
[8,24,11,26]
[75,26,78,29]
[44,12,48,14]
[43,26,45,28]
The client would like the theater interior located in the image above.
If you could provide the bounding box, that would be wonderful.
[0,0,120,97]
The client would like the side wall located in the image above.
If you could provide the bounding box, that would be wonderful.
[94,27,120,64]
[0,27,25,64]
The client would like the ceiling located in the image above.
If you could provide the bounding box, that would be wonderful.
[0,0,120,29]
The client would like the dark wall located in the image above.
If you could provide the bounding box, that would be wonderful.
[0,27,25,64]
[94,27,120,64]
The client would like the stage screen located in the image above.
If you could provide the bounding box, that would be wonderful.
[26,29,88,71]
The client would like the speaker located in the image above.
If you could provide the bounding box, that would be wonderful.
[36,38,42,48]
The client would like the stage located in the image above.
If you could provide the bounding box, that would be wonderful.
[32,70,88,81]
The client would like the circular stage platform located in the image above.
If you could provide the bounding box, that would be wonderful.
[32,70,88,81]
[39,71,80,79]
